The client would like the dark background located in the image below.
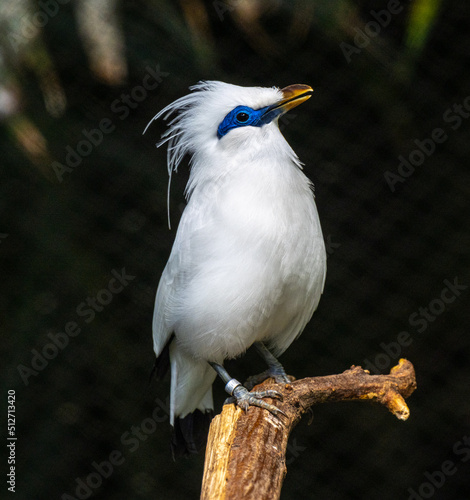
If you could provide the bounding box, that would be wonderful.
[2,1,469,499]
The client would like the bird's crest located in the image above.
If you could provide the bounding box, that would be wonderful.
[144,81,284,228]
[144,82,214,228]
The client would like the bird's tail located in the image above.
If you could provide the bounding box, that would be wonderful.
[168,342,216,458]
[171,409,214,459]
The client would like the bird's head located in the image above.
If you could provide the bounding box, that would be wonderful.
[145,81,313,174]
[144,81,313,227]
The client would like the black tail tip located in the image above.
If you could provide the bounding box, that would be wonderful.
[171,409,214,460]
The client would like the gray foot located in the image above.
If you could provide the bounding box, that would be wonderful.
[227,384,285,417]
[209,361,286,417]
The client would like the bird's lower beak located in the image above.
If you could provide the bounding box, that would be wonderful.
[277,84,314,112]
[261,84,313,124]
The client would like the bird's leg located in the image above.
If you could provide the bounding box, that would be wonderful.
[209,362,285,417]
[244,342,293,390]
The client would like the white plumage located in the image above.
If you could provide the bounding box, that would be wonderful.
[146,81,326,454]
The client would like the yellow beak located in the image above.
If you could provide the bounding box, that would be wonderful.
[276,84,314,113]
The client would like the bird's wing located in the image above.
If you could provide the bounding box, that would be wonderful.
[153,202,217,443]
[152,265,174,358]
[152,199,206,357]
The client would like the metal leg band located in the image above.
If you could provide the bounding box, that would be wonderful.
[225,378,242,396]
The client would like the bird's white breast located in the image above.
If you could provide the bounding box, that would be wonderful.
[165,142,326,363]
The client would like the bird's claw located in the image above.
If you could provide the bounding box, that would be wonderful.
[228,384,286,417]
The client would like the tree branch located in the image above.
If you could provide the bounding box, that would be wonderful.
[201,358,416,500]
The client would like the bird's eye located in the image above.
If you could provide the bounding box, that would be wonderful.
[236,112,249,123]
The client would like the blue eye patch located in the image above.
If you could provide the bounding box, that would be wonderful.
[217,104,283,139]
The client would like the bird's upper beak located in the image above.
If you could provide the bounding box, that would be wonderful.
[277,84,314,112]
[261,84,313,124]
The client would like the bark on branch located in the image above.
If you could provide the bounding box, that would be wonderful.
[201,358,417,500]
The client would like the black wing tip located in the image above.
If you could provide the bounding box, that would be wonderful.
[149,335,174,383]
[171,409,215,460]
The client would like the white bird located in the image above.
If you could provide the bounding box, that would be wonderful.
[145,81,326,457]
